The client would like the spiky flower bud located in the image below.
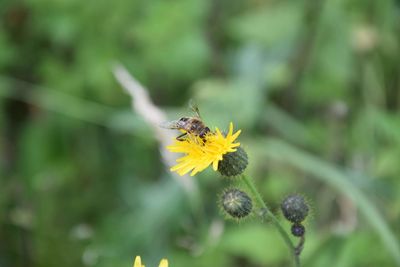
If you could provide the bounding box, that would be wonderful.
[218,147,248,177]
[221,188,252,219]
[291,223,305,237]
[281,194,309,223]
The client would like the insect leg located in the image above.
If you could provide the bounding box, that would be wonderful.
[176,132,188,141]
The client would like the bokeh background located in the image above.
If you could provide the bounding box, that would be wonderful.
[1,0,400,266]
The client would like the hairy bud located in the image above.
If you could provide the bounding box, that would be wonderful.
[291,223,305,237]
[218,146,248,177]
[281,194,309,223]
[221,188,252,219]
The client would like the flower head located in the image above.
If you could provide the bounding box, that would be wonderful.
[133,256,168,267]
[167,122,241,176]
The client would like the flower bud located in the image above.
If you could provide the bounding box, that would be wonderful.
[281,194,309,223]
[291,223,305,237]
[218,146,248,177]
[221,188,252,219]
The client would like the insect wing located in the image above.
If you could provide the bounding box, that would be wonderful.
[159,120,181,129]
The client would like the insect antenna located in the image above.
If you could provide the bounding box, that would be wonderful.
[189,99,202,118]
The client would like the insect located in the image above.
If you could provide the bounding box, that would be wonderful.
[161,100,210,141]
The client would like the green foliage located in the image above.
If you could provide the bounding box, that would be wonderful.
[221,224,287,265]
[1,0,400,266]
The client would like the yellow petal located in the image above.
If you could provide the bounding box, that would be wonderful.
[228,122,234,136]
[215,127,222,137]
[212,159,219,171]
[230,129,241,141]
[159,259,168,267]
[191,160,211,176]
[133,256,142,267]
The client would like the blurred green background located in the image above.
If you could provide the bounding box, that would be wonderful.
[1,0,400,266]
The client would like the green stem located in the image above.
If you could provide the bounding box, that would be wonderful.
[241,174,300,267]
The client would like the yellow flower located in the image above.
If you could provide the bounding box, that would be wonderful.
[167,122,241,176]
[133,256,168,267]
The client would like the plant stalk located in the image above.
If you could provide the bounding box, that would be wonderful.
[241,174,300,267]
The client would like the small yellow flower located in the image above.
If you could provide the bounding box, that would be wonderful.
[158,259,168,267]
[167,122,241,176]
[133,256,144,267]
[133,256,168,267]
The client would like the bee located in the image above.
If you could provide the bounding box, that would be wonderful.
[161,100,210,141]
